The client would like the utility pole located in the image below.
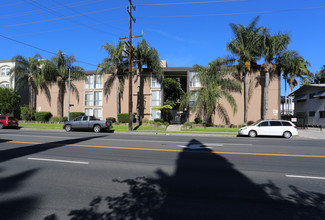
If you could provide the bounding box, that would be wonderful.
[128,0,135,131]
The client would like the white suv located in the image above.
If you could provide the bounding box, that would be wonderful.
[238,120,298,138]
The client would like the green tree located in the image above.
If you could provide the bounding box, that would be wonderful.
[134,39,163,123]
[0,87,20,115]
[9,54,48,109]
[97,41,128,116]
[181,58,241,125]
[302,65,325,84]
[163,77,184,108]
[261,32,290,119]
[42,50,86,118]
[226,16,266,123]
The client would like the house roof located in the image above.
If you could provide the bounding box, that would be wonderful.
[290,84,325,96]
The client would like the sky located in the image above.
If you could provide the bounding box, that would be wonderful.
[1,0,324,95]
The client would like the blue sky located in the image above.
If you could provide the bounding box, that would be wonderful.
[1,0,324,95]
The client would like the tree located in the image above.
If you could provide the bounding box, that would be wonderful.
[97,41,128,116]
[226,16,266,123]
[163,77,184,108]
[302,65,325,84]
[261,32,290,119]
[42,50,86,118]
[181,58,241,125]
[134,39,163,123]
[0,87,20,115]
[9,54,48,110]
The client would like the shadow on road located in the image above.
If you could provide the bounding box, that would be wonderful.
[0,135,105,220]
[47,139,325,219]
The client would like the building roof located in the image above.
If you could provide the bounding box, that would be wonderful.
[290,84,325,96]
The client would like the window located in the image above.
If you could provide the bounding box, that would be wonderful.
[85,108,93,116]
[151,108,161,120]
[84,108,102,119]
[258,121,269,127]
[309,111,315,117]
[85,91,102,106]
[85,92,93,106]
[85,74,103,89]
[74,116,83,121]
[0,82,9,88]
[189,71,200,87]
[189,91,198,107]
[320,111,325,118]
[1,67,10,76]
[94,91,103,106]
[270,121,282,126]
[151,90,161,106]
[281,121,292,126]
[151,73,161,88]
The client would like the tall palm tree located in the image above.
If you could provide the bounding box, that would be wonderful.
[134,39,163,123]
[261,32,290,119]
[97,41,128,116]
[42,50,86,118]
[276,50,311,114]
[181,58,242,125]
[9,54,48,109]
[226,16,266,123]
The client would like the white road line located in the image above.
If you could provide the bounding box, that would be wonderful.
[28,157,89,165]
[286,174,325,180]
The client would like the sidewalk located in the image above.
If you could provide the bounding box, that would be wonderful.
[297,128,325,139]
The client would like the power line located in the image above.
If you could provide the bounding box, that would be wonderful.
[0,34,97,67]
[135,0,246,6]
[137,5,325,18]
[0,6,125,28]
[0,0,36,8]
[7,19,127,37]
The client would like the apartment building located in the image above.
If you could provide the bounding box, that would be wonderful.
[0,59,15,89]
[35,61,281,125]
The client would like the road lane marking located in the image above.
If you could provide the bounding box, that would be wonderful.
[28,157,89,164]
[286,175,325,180]
[7,141,325,158]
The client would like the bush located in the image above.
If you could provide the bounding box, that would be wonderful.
[69,112,85,120]
[106,117,116,123]
[184,121,194,127]
[49,117,67,123]
[35,112,53,122]
[117,113,135,123]
[20,106,35,120]
[194,117,202,124]
[154,118,164,123]
[142,118,150,124]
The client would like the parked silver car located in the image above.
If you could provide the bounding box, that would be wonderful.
[238,120,298,138]
[63,115,113,133]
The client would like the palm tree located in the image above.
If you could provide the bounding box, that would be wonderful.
[42,50,86,118]
[97,41,128,116]
[9,54,48,109]
[134,39,163,123]
[226,16,266,123]
[276,50,311,115]
[261,32,291,119]
[181,58,242,125]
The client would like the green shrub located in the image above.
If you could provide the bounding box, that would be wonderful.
[49,117,67,122]
[62,117,68,122]
[117,113,135,123]
[20,106,35,120]
[184,121,193,127]
[35,112,53,122]
[194,117,202,124]
[106,117,116,123]
[164,122,169,127]
[69,112,85,120]
[142,118,150,123]
[154,118,164,123]
[155,122,164,126]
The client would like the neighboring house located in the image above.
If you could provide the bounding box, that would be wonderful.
[0,60,15,89]
[281,96,294,117]
[36,61,281,125]
[290,84,325,127]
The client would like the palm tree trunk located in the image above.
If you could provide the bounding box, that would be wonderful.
[29,85,33,110]
[264,70,270,120]
[244,71,249,123]
[116,75,120,116]
[58,82,65,118]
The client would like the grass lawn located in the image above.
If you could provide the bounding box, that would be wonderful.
[182,126,239,133]
[19,122,64,129]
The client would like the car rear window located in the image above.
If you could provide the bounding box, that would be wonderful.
[0,116,6,120]
[281,121,292,126]
[9,117,15,120]
[270,121,282,126]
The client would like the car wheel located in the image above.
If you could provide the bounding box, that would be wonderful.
[248,130,257,138]
[65,124,72,132]
[0,123,3,129]
[93,125,101,133]
[283,131,292,139]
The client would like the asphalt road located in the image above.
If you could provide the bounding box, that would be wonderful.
[0,129,324,220]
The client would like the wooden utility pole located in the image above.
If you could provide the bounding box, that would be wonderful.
[127,0,135,131]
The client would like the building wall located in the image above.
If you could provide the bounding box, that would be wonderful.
[36,68,280,125]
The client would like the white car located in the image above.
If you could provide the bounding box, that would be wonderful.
[238,120,298,138]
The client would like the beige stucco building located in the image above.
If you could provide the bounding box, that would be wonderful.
[35,61,281,125]
[0,60,15,89]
